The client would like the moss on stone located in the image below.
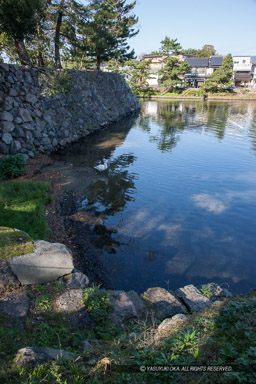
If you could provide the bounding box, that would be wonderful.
[0,227,34,260]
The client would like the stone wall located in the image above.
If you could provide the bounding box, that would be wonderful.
[0,63,140,158]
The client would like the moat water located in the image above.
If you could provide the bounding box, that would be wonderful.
[57,100,256,294]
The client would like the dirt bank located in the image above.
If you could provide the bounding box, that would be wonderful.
[19,154,110,288]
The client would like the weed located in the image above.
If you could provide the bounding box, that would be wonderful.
[83,286,112,321]
[200,284,214,299]
[35,296,52,312]
[0,154,25,180]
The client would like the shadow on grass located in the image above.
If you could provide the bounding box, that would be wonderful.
[0,285,256,384]
[0,180,51,239]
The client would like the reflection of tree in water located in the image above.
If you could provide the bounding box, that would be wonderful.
[138,102,185,152]
[249,111,256,153]
[139,101,234,145]
[85,153,138,217]
[205,103,230,140]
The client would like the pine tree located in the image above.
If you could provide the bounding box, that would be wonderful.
[126,59,152,94]
[160,37,182,56]
[49,0,88,69]
[202,54,234,92]
[78,0,139,70]
[158,57,190,92]
[0,0,45,65]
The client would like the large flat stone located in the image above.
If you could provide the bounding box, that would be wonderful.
[143,287,187,320]
[15,347,75,367]
[175,284,211,311]
[10,240,74,285]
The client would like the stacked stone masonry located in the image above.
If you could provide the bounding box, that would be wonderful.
[0,63,140,157]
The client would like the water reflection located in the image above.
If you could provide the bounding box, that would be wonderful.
[83,153,138,216]
[141,100,256,151]
[57,100,256,294]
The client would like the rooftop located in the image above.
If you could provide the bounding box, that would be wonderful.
[210,56,223,66]
[185,58,209,67]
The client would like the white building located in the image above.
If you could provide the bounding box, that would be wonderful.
[233,56,256,88]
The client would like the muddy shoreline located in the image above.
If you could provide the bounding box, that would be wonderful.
[20,154,111,289]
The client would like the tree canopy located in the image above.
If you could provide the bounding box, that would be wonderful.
[160,37,182,56]
[0,0,139,69]
[76,0,138,70]
[158,56,190,92]
[0,0,46,65]
[197,44,217,58]
[202,54,234,92]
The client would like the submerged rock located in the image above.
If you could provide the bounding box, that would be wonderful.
[142,287,187,320]
[10,240,74,285]
[175,284,211,311]
[15,347,75,367]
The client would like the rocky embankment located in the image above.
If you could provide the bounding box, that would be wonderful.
[0,63,140,158]
[0,229,233,369]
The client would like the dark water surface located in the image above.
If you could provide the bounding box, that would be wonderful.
[58,100,256,294]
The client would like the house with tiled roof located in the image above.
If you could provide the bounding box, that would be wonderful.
[142,53,194,87]
[184,56,223,88]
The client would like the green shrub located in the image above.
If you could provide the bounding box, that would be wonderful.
[0,154,25,180]
[83,286,112,323]
[182,89,206,97]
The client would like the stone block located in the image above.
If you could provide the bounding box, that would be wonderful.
[10,240,74,285]
[175,285,211,311]
[2,132,12,145]
[143,287,187,320]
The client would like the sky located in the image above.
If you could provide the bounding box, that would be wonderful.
[126,0,256,57]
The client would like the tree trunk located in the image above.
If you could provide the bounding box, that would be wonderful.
[38,51,45,67]
[14,39,31,66]
[80,52,85,70]
[37,26,45,67]
[54,6,64,69]
[96,56,101,70]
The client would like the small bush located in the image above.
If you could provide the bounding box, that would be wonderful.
[182,89,206,97]
[83,286,112,323]
[0,154,25,180]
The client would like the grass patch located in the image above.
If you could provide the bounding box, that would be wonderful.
[0,227,34,260]
[0,181,51,240]
[0,289,256,383]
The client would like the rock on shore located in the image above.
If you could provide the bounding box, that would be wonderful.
[10,240,74,285]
